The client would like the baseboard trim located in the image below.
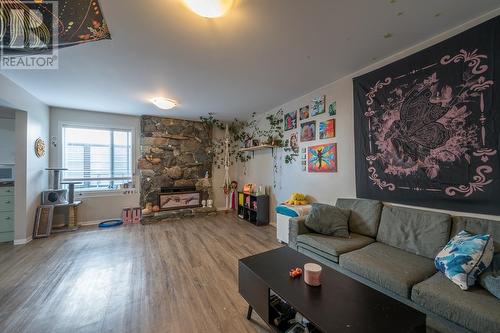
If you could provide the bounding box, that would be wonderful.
[14,236,32,245]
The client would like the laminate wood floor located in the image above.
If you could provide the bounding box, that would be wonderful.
[0,214,281,333]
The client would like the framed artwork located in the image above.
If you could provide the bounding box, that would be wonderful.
[353,16,500,214]
[329,101,337,116]
[308,143,337,173]
[300,121,316,142]
[159,191,201,211]
[33,205,54,239]
[290,132,299,153]
[284,110,297,131]
[319,119,335,139]
[299,105,310,120]
[311,95,326,117]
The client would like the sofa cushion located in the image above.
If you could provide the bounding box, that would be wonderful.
[480,253,500,299]
[305,203,350,237]
[412,272,500,333]
[339,242,436,298]
[376,206,451,259]
[335,198,382,237]
[435,230,494,290]
[297,233,374,263]
[452,216,500,252]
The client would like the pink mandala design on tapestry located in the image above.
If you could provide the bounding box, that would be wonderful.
[364,49,496,197]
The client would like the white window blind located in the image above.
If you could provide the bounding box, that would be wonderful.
[62,126,133,190]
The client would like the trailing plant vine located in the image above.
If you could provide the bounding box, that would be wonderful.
[200,113,251,169]
[200,109,298,178]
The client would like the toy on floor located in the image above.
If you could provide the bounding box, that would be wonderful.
[284,193,309,206]
[289,267,303,278]
[99,220,123,228]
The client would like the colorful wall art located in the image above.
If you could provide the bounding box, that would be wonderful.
[299,105,310,120]
[353,16,500,215]
[300,121,316,142]
[319,119,335,139]
[284,110,297,131]
[311,95,326,117]
[329,101,337,116]
[308,143,337,173]
[290,132,299,153]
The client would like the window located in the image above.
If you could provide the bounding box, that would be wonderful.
[62,126,133,191]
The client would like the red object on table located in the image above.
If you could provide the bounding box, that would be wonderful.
[289,267,303,278]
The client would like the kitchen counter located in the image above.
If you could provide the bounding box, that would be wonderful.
[0,182,14,187]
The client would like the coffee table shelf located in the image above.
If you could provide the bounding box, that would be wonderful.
[239,247,426,333]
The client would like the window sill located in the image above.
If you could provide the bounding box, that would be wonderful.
[75,189,139,199]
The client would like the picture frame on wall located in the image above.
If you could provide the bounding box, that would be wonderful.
[284,110,297,131]
[299,105,310,120]
[308,143,337,173]
[329,101,337,116]
[319,119,335,139]
[300,121,316,142]
[311,95,325,117]
[290,132,299,153]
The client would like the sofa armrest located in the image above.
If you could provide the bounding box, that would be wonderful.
[289,215,311,250]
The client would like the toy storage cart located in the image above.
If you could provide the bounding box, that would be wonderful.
[275,205,311,244]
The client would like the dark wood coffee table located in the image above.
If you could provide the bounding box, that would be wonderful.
[239,246,425,332]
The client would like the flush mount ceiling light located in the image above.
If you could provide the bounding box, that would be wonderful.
[151,97,177,110]
[183,0,234,18]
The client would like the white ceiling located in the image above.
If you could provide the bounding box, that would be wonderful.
[2,0,500,120]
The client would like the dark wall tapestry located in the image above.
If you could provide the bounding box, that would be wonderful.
[0,0,110,54]
[353,16,500,215]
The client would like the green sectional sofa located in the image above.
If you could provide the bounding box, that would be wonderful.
[288,198,500,333]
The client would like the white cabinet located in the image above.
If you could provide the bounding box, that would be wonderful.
[276,213,290,244]
[0,187,14,242]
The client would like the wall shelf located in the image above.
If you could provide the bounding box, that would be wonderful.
[239,145,280,157]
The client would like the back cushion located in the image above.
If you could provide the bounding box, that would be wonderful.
[452,216,500,253]
[335,198,382,237]
[376,206,451,259]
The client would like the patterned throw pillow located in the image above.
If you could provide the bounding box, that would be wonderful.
[435,230,494,290]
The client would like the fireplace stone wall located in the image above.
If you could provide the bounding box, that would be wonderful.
[139,116,213,213]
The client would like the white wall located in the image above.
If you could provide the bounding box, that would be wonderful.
[237,9,500,223]
[50,107,141,224]
[0,117,15,164]
[49,107,230,222]
[26,107,50,240]
[14,111,28,242]
[0,74,50,242]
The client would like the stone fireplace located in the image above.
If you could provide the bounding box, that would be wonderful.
[139,116,216,223]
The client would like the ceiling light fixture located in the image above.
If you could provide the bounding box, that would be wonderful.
[183,0,234,18]
[151,97,177,110]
